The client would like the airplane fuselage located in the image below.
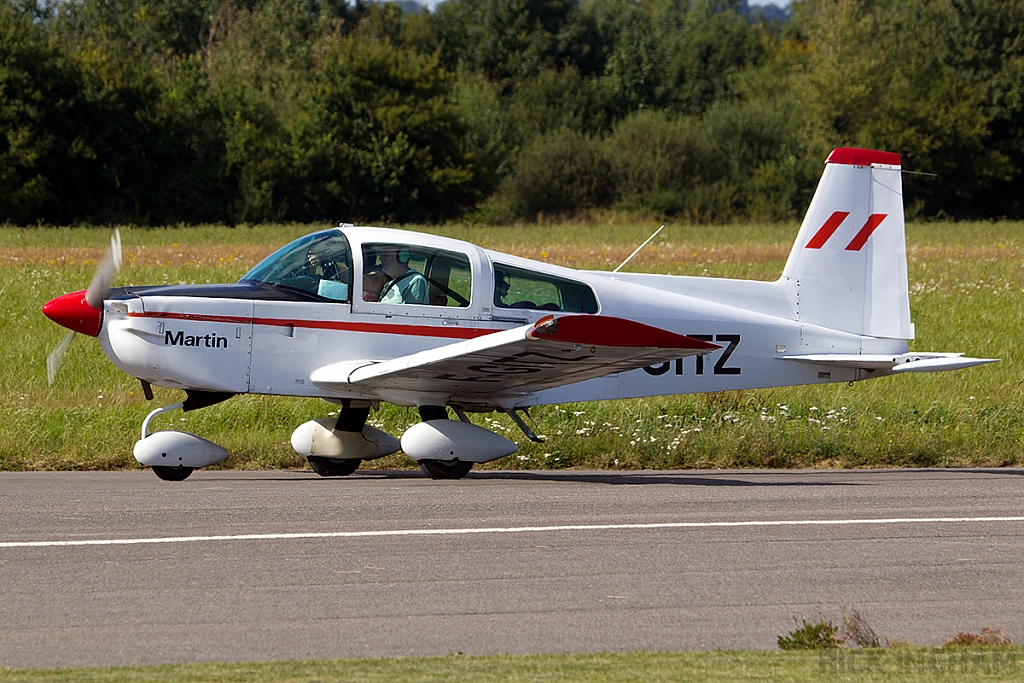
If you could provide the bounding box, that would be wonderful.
[98,226,908,409]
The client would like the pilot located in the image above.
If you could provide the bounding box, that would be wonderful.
[306,241,350,301]
[377,246,429,304]
[306,245,343,280]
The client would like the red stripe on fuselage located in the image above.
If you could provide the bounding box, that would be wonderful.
[844,214,887,251]
[804,211,849,249]
[127,311,495,339]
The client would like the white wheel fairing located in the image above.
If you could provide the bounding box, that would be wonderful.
[290,420,400,460]
[133,430,229,469]
[401,420,517,463]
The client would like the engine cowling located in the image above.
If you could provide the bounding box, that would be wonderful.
[400,420,517,463]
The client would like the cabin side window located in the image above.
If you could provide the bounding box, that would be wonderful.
[493,264,598,313]
[362,243,472,307]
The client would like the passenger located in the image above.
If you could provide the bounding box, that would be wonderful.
[377,246,429,304]
[495,273,511,306]
[362,271,388,302]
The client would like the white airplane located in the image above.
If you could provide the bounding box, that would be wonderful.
[42,147,996,481]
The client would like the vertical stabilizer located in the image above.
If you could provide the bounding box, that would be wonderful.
[781,148,912,339]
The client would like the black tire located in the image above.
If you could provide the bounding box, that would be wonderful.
[308,456,361,477]
[418,459,473,480]
[152,466,194,481]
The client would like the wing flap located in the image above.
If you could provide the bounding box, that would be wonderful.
[312,315,718,400]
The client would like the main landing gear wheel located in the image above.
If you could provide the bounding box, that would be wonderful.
[308,456,361,477]
[414,405,474,479]
[418,459,473,480]
[152,466,194,481]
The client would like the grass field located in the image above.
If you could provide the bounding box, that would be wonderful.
[2,647,1022,682]
[2,220,1022,472]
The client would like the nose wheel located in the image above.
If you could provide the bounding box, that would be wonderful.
[152,466,194,481]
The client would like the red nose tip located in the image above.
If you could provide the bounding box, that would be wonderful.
[42,290,103,337]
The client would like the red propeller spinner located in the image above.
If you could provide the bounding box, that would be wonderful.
[42,290,103,337]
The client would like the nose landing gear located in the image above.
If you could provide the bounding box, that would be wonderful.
[133,402,230,481]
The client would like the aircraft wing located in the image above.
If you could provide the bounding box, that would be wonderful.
[311,314,719,401]
[778,352,999,374]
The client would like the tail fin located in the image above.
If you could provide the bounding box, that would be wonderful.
[781,148,912,340]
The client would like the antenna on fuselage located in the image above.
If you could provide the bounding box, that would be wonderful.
[613,225,665,273]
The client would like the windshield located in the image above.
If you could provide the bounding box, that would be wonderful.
[240,230,353,302]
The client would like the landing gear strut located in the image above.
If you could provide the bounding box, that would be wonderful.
[415,405,474,480]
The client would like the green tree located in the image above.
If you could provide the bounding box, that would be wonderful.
[0,4,96,223]
[450,69,517,198]
[298,36,478,222]
[509,66,614,139]
[788,0,1012,216]
[941,0,1024,216]
[432,0,584,94]
[663,0,775,114]
[56,0,221,61]
[585,0,773,116]
[498,127,613,217]
[600,3,665,113]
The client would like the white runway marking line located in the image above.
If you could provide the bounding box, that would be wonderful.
[3,516,1024,549]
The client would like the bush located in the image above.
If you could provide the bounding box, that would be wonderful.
[603,105,807,222]
[777,619,842,650]
[944,628,1012,647]
[499,128,613,218]
[605,110,721,212]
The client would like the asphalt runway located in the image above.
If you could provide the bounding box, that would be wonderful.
[1,468,1022,669]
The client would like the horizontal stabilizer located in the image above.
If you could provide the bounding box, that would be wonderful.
[890,356,1000,373]
[778,353,999,375]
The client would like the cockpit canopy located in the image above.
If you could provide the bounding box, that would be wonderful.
[238,227,599,314]
[239,230,353,302]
